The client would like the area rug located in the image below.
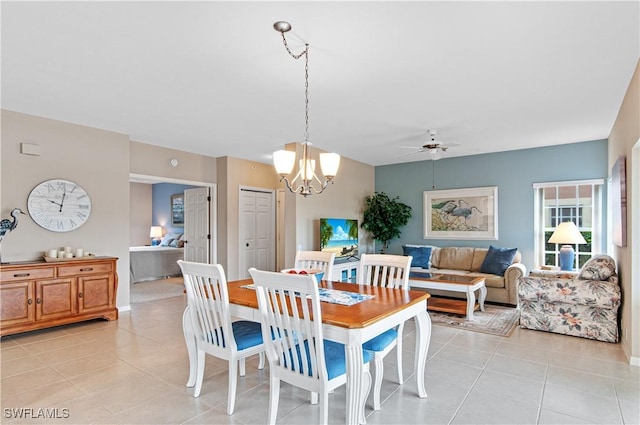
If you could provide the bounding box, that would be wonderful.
[428,304,520,337]
[130,277,185,303]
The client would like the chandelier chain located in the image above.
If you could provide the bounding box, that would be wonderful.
[280,32,310,143]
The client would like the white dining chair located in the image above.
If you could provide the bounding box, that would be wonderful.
[357,253,413,410]
[248,268,372,425]
[294,250,336,281]
[178,260,265,414]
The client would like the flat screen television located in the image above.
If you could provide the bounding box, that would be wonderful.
[320,218,359,259]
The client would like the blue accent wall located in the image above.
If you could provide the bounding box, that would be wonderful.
[374,140,608,270]
[152,183,198,234]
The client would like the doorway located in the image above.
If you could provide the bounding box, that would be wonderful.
[129,174,217,302]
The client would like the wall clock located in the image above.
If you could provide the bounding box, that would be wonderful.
[27,179,92,232]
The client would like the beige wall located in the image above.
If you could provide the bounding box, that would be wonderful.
[129,182,152,246]
[608,60,640,365]
[0,110,131,307]
[129,141,218,183]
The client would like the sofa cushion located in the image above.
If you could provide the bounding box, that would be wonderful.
[471,249,488,272]
[578,255,616,282]
[437,247,475,271]
[402,245,432,269]
[480,245,517,276]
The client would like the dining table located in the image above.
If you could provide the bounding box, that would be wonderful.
[182,278,432,424]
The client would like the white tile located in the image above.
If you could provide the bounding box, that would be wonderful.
[546,365,617,398]
[542,383,623,424]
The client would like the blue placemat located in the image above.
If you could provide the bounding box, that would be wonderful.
[409,271,434,279]
[317,288,374,306]
[240,285,374,306]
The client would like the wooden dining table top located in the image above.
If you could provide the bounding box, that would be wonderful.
[227,278,430,330]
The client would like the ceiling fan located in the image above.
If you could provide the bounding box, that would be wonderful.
[405,129,460,160]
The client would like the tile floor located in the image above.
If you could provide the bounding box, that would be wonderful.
[1,294,638,425]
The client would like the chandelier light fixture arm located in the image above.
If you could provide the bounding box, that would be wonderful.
[272,21,340,197]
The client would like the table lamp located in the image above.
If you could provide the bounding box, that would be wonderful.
[150,226,163,246]
[548,221,586,270]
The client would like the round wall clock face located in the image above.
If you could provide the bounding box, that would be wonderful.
[27,179,92,232]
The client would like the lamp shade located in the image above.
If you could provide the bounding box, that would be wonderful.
[320,152,340,177]
[548,221,586,245]
[150,226,164,238]
[273,150,296,175]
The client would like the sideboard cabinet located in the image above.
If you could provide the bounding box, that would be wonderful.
[0,257,118,336]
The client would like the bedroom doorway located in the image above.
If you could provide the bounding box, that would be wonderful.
[129,174,216,302]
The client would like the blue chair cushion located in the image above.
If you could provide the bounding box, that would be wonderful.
[232,320,263,350]
[362,328,398,352]
[287,339,373,380]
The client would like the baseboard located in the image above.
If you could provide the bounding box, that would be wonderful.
[119,305,132,313]
[621,339,640,367]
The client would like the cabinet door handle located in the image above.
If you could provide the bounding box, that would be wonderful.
[28,299,33,305]
[78,292,83,298]
[80,268,93,272]
[36,298,41,304]
[14,273,30,277]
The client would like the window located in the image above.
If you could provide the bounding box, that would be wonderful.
[533,180,604,269]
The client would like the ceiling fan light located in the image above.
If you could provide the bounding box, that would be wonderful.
[320,152,340,177]
[273,150,296,175]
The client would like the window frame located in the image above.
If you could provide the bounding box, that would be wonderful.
[533,179,604,269]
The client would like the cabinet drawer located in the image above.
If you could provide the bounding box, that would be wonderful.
[1,267,55,282]
[58,262,113,277]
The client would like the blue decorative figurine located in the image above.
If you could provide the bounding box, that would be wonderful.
[0,208,26,262]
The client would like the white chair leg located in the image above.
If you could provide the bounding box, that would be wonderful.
[227,359,238,415]
[239,357,246,376]
[396,324,405,385]
[396,342,404,385]
[258,352,265,369]
[373,355,384,411]
[267,376,280,425]
[319,390,329,425]
[311,392,318,404]
[194,349,206,398]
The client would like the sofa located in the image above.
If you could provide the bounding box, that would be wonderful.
[403,245,526,306]
[517,255,621,342]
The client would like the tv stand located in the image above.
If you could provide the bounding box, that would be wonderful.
[332,258,359,283]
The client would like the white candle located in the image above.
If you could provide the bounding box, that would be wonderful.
[64,246,72,254]
[48,249,58,258]
[65,252,74,259]
[58,250,65,258]
[76,248,84,258]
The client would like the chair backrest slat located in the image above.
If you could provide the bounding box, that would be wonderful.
[358,254,413,290]
[294,251,336,281]
[250,268,327,381]
[179,260,236,351]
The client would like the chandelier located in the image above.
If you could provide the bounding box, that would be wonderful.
[272,21,340,197]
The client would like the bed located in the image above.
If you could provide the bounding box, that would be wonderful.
[129,246,184,283]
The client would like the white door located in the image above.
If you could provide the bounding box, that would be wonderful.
[184,187,210,263]
[239,188,275,278]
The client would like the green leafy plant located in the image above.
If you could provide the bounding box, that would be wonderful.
[361,192,412,253]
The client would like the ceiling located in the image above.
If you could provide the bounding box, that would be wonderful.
[2,2,638,167]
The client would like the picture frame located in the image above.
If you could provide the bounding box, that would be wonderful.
[424,186,498,240]
[171,193,184,227]
[611,156,627,247]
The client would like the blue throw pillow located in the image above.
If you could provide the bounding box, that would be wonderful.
[480,245,517,276]
[402,246,432,269]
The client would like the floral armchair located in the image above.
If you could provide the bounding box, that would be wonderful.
[517,255,621,343]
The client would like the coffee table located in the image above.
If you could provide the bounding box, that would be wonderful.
[409,272,487,320]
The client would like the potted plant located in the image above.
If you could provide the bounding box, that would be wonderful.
[361,192,412,253]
